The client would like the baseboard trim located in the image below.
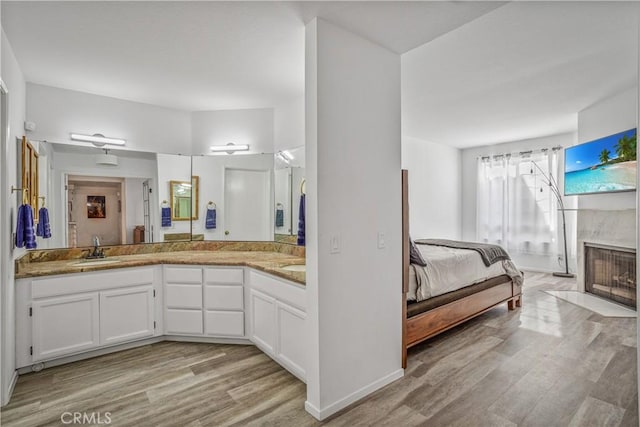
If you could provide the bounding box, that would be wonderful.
[305,368,404,421]
[2,370,19,407]
[17,335,254,374]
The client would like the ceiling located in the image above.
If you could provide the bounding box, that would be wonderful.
[402,1,639,148]
[3,2,638,149]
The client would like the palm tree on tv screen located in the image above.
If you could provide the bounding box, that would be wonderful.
[599,149,611,165]
[614,134,637,161]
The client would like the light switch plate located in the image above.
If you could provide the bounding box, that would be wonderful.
[377,232,386,249]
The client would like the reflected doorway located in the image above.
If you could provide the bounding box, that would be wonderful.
[67,176,125,247]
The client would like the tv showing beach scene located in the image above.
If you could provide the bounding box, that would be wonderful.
[564,128,637,195]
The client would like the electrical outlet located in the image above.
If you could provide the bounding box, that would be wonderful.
[377,232,386,249]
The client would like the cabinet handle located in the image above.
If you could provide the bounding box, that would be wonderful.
[225,230,230,236]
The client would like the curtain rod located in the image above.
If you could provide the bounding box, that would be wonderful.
[478,145,562,161]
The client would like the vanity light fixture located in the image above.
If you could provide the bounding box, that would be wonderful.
[276,150,292,164]
[71,133,126,146]
[210,143,250,154]
[281,150,294,160]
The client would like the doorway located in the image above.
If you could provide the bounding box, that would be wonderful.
[67,176,125,247]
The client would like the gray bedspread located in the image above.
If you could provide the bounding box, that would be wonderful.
[414,239,511,267]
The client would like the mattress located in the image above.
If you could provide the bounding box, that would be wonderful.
[407,244,520,302]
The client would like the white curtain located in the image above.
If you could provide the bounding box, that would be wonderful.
[477,150,559,258]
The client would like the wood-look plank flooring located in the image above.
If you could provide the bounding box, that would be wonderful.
[2,272,637,426]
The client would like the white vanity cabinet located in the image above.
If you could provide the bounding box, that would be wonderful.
[163,266,245,338]
[249,270,307,381]
[16,266,161,368]
[16,262,305,379]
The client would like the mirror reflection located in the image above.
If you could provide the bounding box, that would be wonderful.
[274,146,306,244]
[191,154,274,241]
[29,140,303,249]
[37,141,161,249]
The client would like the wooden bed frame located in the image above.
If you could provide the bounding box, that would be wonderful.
[401,170,522,368]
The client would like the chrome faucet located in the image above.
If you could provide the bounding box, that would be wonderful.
[88,236,105,259]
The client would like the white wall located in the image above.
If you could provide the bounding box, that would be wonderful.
[125,178,145,244]
[461,132,577,272]
[26,83,192,154]
[191,154,274,240]
[191,108,274,155]
[274,95,305,152]
[577,88,637,210]
[1,28,26,405]
[401,136,461,239]
[305,18,402,420]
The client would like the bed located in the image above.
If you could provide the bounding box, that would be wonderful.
[401,171,522,368]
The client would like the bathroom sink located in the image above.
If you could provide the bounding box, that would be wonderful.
[71,259,122,267]
[280,264,306,272]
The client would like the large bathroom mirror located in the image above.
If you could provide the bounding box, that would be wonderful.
[28,140,294,249]
[274,146,305,244]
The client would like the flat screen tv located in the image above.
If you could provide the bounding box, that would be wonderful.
[564,128,637,195]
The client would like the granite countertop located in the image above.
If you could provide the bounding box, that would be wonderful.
[15,250,306,285]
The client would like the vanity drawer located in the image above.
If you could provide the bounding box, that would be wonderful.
[165,309,203,335]
[164,267,202,284]
[204,311,244,337]
[204,268,243,285]
[165,284,202,309]
[204,285,244,310]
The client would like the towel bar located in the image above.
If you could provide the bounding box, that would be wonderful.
[11,186,28,194]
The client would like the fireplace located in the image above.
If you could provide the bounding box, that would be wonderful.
[584,243,636,309]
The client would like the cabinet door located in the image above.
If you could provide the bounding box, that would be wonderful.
[249,289,276,355]
[100,286,155,346]
[32,293,100,361]
[276,301,307,380]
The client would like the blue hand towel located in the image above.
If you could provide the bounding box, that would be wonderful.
[36,207,52,239]
[23,205,37,249]
[161,207,172,227]
[275,208,284,227]
[205,207,217,229]
[15,204,25,248]
[297,194,305,246]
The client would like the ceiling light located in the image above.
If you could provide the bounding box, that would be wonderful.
[95,149,118,166]
[281,150,294,160]
[210,143,250,154]
[71,133,126,146]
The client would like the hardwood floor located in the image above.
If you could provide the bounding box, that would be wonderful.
[2,272,637,426]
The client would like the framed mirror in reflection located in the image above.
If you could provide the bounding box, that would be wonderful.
[170,176,199,221]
